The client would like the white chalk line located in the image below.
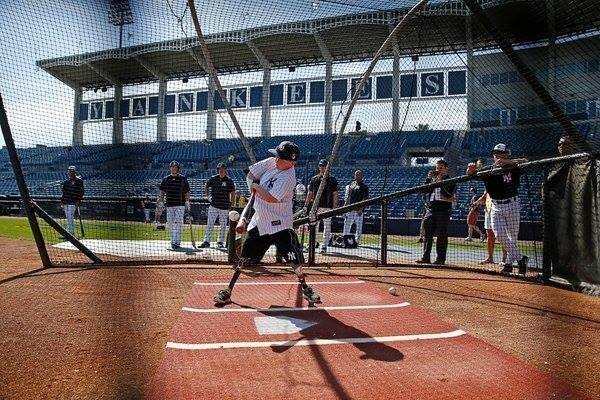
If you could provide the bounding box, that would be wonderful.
[166,329,467,350]
[193,280,365,286]
[182,302,411,314]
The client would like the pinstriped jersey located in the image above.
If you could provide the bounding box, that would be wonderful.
[247,157,296,235]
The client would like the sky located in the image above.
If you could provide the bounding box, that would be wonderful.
[0,0,468,149]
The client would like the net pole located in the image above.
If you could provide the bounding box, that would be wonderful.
[187,0,257,164]
[0,93,51,267]
[309,0,430,222]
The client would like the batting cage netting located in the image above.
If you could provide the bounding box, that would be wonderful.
[0,1,598,290]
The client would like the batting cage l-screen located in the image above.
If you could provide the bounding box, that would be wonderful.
[0,1,598,290]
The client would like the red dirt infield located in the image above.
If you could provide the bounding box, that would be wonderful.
[148,277,587,400]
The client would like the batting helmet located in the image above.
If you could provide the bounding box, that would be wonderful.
[269,141,300,161]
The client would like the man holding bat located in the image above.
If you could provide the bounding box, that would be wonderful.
[60,165,84,235]
[214,140,321,305]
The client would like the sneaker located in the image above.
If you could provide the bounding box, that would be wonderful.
[217,242,225,248]
[464,237,473,242]
[479,258,494,264]
[500,263,513,275]
[517,255,529,275]
[302,285,321,304]
[199,241,210,248]
[433,259,445,265]
[415,258,431,264]
[320,246,327,254]
[418,237,424,243]
[171,243,181,250]
[213,288,232,305]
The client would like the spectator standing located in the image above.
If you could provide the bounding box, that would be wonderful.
[201,163,236,248]
[305,159,339,253]
[61,165,84,235]
[343,169,369,246]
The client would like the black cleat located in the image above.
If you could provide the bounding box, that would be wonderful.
[302,285,321,304]
[199,241,210,248]
[217,242,225,248]
[415,258,431,264]
[517,255,529,275]
[213,288,232,305]
[500,263,513,275]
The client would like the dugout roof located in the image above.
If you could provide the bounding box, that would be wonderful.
[37,0,600,90]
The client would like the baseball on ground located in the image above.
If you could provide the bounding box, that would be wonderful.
[388,286,398,296]
[229,210,240,222]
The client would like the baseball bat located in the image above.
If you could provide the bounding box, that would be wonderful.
[235,192,255,234]
[76,205,85,237]
[188,215,196,249]
[219,192,256,300]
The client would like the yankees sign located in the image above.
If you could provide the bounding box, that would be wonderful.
[78,70,466,121]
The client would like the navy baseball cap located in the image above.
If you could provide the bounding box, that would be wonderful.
[67,165,76,171]
[169,160,181,167]
[269,141,300,161]
[492,143,509,153]
[216,162,227,169]
[318,159,328,166]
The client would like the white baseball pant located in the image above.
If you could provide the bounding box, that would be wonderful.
[166,206,185,245]
[343,210,364,243]
[490,197,522,265]
[204,206,229,243]
[64,204,76,234]
[319,207,332,247]
[143,209,151,222]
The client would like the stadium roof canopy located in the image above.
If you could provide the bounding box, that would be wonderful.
[37,0,599,90]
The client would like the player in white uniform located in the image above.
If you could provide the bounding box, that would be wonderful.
[158,161,190,250]
[467,144,529,275]
[214,141,321,305]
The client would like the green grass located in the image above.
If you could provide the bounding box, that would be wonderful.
[0,216,541,252]
[0,217,36,241]
[0,216,209,244]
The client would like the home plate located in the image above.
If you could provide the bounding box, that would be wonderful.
[254,316,317,335]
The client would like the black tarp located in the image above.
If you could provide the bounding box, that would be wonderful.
[544,156,600,290]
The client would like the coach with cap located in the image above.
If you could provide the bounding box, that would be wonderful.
[61,165,84,235]
[416,159,455,265]
[200,162,236,248]
[305,158,339,253]
[158,161,190,250]
[467,144,529,275]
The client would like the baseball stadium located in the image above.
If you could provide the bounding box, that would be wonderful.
[0,0,599,398]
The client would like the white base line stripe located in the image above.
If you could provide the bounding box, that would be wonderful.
[182,302,411,313]
[194,280,364,286]
[166,330,466,350]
